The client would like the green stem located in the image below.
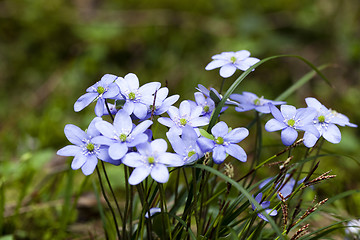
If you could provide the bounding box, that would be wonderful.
[96,166,122,239]
[158,183,172,239]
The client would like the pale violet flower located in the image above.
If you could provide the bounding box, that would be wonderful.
[122,139,184,185]
[205,50,260,78]
[74,74,120,117]
[144,87,179,119]
[197,121,248,164]
[116,73,161,119]
[166,125,203,165]
[145,207,162,218]
[188,92,216,119]
[230,92,286,114]
[57,117,119,176]
[345,219,360,238]
[92,110,152,161]
[158,100,209,135]
[303,97,357,148]
[251,193,278,222]
[259,174,304,199]
[265,104,320,146]
[196,84,237,106]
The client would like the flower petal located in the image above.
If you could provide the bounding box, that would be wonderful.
[197,137,214,152]
[213,145,227,164]
[158,153,183,167]
[281,127,298,146]
[81,155,98,175]
[57,145,81,156]
[211,121,228,137]
[124,73,139,91]
[109,142,128,160]
[150,164,169,183]
[71,153,87,169]
[113,110,133,133]
[129,166,151,185]
[122,152,144,167]
[323,124,341,144]
[150,139,167,153]
[95,98,105,117]
[224,127,249,143]
[133,103,148,119]
[219,64,237,78]
[64,124,87,146]
[205,59,228,70]
[95,121,117,139]
[225,144,247,162]
[265,119,286,132]
[166,132,186,156]
[74,92,98,112]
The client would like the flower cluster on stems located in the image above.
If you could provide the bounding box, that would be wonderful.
[58,50,357,225]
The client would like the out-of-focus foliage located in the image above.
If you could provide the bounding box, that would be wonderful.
[0,0,359,239]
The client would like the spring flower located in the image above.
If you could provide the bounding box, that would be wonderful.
[145,208,162,218]
[303,97,358,147]
[188,92,216,119]
[197,121,248,164]
[230,92,286,114]
[196,84,237,106]
[166,125,203,165]
[57,117,119,176]
[158,100,209,135]
[122,139,184,185]
[265,104,320,146]
[259,174,304,199]
[144,87,179,119]
[205,50,260,78]
[92,110,152,161]
[74,74,120,117]
[116,73,161,119]
[251,193,278,222]
[345,219,360,238]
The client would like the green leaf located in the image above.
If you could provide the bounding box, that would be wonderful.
[199,128,214,140]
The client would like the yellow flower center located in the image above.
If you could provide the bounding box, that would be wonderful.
[287,119,296,127]
[148,156,155,164]
[180,118,187,126]
[215,137,224,145]
[129,92,136,100]
[97,86,105,94]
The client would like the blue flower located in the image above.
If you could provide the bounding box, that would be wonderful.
[230,92,286,114]
[115,73,161,119]
[265,104,320,146]
[196,84,237,106]
[166,125,204,165]
[57,117,119,176]
[259,174,304,199]
[144,87,179,118]
[197,121,249,164]
[92,110,152,161]
[188,92,216,119]
[303,97,358,147]
[251,193,278,222]
[158,100,209,135]
[122,139,184,185]
[74,74,120,117]
[205,50,260,78]
[145,207,162,218]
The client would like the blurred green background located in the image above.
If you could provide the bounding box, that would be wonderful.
[0,0,359,239]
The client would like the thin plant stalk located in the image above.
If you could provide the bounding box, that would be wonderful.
[95,166,122,239]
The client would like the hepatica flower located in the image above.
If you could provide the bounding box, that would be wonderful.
[230,92,286,114]
[196,84,237,106]
[116,73,161,119]
[251,193,278,222]
[122,139,184,185]
[74,74,120,117]
[265,104,320,146]
[205,50,260,78]
[92,110,152,161]
[303,97,358,148]
[345,219,360,238]
[166,125,203,165]
[158,100,209,135]
[197,121,249,164]
[145,87,179,118]
[259,174,304,199]
[57,117,118,176]
[189,92,216,119]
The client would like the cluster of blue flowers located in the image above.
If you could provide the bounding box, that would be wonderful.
[57,50,357,222]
